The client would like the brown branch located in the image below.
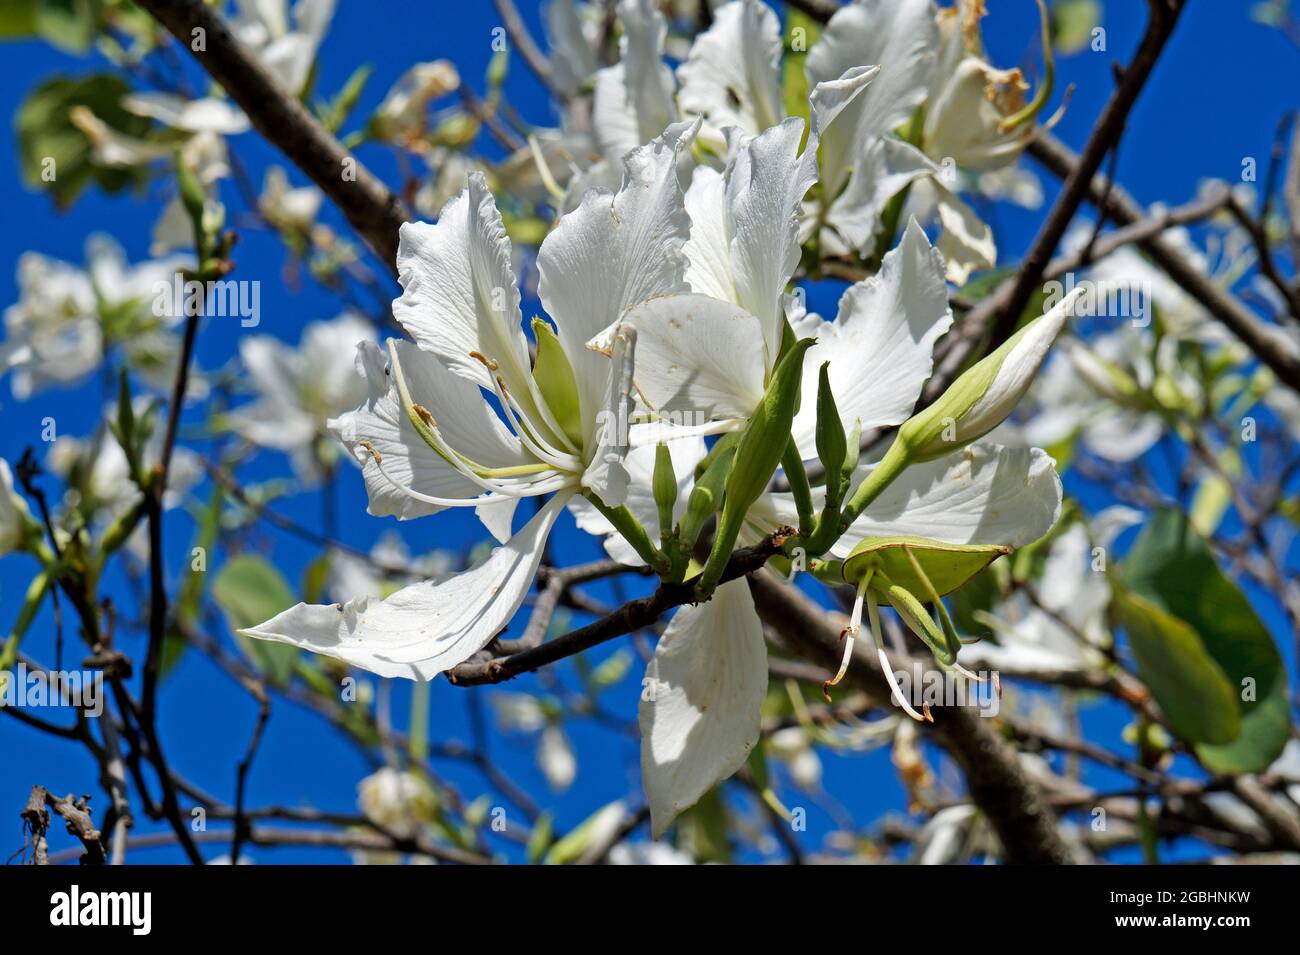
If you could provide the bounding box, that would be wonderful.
[446,531,794,686]
[22,786,105,865]
[492,0,561,98]
[984,0,1186,347]
[1029,131,1300,393]
[747,570,1076,864]
[134,0,408,270]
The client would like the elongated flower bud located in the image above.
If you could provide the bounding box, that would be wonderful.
[899,287,1083,461]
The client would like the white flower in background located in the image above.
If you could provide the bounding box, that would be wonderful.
[229,0,337,96]
[228,313,373,484]
[371,60,460,146]
[241,122,703,679]
[490,692,577,792]
[356,766,436,839]
[911,803,978,864]
[961,513,1140,674]
[0,458,35,557]
[804,0,1055,282]
[326,531,453,604]
[546,0,602,96]
[607,841,695,865]
[151,133,232,256]
[768,726,823,792]
[1021,327,1183,463]
[122,91,250,135]
[47,408,203,560]
[0,235,193,399]
[258,165,324,235]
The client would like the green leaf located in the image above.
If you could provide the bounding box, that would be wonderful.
[0,0,39,38]
[35,0,97,52]
[1112,589,1240,745]
[1121,509,1291,772]
[17,74,152,207]
[214,554,300,686]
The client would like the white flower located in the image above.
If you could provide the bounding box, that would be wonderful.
[258,166,323,234]
[356,767,435,839]
[241,123,702,679]
[228,313,373,484]
[122,92,250,135]
[0,236,192,399]
[230,0,337,96]
[371,61,460,145]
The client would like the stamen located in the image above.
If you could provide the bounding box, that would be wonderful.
[868,590,931,723]
[469,351,499,371]
[489,374,582,472]
[822,571,871,703]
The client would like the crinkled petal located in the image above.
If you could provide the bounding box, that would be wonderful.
[791,219,953,457]
[239,492,570,679]
[806,0,937,198]
[677,0,782,138]
[538,120,697,442]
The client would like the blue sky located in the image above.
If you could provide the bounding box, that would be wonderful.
[2,1,1297,864]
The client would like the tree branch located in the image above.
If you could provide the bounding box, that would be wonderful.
[134,0,409,270]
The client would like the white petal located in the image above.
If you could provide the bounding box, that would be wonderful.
[933,181,996,285]
[617,293,767,423]
[825,136,936,252]
[677,0,783,137]
[328,341,530,521]
[682,166,737,302]
[538,120,696,438]
[720,68,876,358]
[832,443,1063,557]
[122,92,251,134]
[239,492,570,679]
[591,0,676,159]
[581,324,636,506]
[393,174,538,419]
[806,0,937,198]
[791,219,953,457]
[640,579,767,837]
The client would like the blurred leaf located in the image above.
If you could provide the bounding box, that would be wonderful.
[214,554,299,686]
[301,552,331,604]
[1121,509,1291,772]
[676,788,732,864]
[1051,0,1100,55]
[35,0,97,52]
[1113,590,1239,744]
[1189,474,1231,537]
[17,73,151,207]
[0,0,39,38]
[526,812,554,864]
[781,9,818,128]
[316,63,372,134]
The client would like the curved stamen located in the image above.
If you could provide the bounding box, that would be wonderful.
[868,590,931,723]
[489,373,582,473]
[360,442,572,505]
[823,570,872,702]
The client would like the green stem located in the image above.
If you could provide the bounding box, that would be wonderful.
[838,436,912,532]
[586,494,669,575]
[781,439,816,538]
